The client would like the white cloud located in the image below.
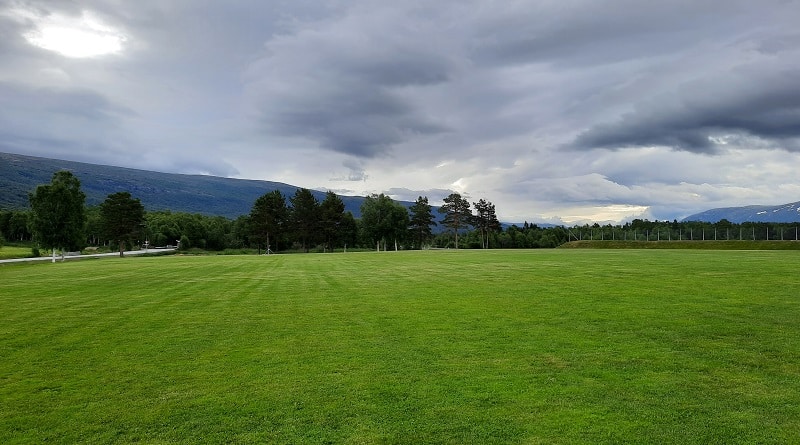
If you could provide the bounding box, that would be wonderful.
[13,7,127,58]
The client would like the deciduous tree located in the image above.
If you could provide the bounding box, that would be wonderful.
[0,210,32,242]
[360,194,409,251]
[29,171,87,261]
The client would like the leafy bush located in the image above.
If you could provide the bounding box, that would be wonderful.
[178,235,190,251]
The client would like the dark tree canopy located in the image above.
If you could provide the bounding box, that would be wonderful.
[0,210,32,242]
[99,191,146,257]
[290,188,320,252]
[360,194,409,251]
[29,170,87,256]
[144,210,234,250]
[319,191,346,251]
[438,192,472,248]
[249,190,288,253]
[409,196,436,249]
[338,211,359,250]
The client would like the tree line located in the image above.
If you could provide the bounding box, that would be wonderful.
[3,171,800,256]
[569,218,800,242]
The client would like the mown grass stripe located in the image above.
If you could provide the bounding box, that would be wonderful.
[1,250,799,443]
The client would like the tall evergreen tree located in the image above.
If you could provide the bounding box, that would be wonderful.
[473,199,501,249]
[319,191,345,252]
[409,196,436,249]
[339,211,358,251]
[249,190,288,253]
[438,192,472,249]
[29,171,87,261]
[99,192,145,257]
[290,188,320,252]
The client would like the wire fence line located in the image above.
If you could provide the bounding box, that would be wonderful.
[568,225,800,242]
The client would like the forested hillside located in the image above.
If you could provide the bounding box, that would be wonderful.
[0,152,369,218]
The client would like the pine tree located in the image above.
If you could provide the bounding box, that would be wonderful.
[99,191,145,257]
[319,191,345,252]
[249,190,288,253]
[473,199,501,249]
[409,196,436,249]
[290,188,320,252]
[438,193,472,249]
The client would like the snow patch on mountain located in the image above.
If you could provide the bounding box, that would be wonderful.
[683,201,800,223]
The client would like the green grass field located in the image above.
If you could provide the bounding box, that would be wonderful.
[1,250,799,444]
[0,245,36,260]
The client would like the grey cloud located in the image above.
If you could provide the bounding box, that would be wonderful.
[0,82,135,162]
[0,82,134,119]
[157,156,239,178]
[269,104,448,157]
[524,174,634,205]
[245,6,456,158]
[0,82,134,155]
[0,12,29,55]
[754,33,800,55]
[468,1,754,68]
[571,67,800,153]
[331,159,368,181]
[384,188,455,204]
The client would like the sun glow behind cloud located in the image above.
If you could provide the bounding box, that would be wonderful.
[17,9,126,58]
[554,204,651,225]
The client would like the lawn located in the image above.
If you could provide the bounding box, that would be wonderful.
[0,245,35,260]
[1,250,798,444]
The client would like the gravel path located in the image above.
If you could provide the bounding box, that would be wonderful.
[0,248,177,264]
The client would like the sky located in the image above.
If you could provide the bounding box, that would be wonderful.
[2,0,799,224]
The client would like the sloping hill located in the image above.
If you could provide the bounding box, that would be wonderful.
[682,201,800,224]
[0,152,369,218]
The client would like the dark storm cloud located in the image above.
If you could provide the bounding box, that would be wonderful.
[263,87,449,157]
[467,1,758,68]
[271,110,449,158]
[0,81,134,120]
[245,5,457,157]
[245,0,800,162]
[571,67,800,153]
[0,81,135,162]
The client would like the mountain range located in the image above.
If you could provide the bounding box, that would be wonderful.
[682,202,800,224]
[0,152,377,218]
[3,151,799,224]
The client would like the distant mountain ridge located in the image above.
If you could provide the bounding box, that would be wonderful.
[683,201,800,224]
[6,152,798,225]
[0,152,388,218]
